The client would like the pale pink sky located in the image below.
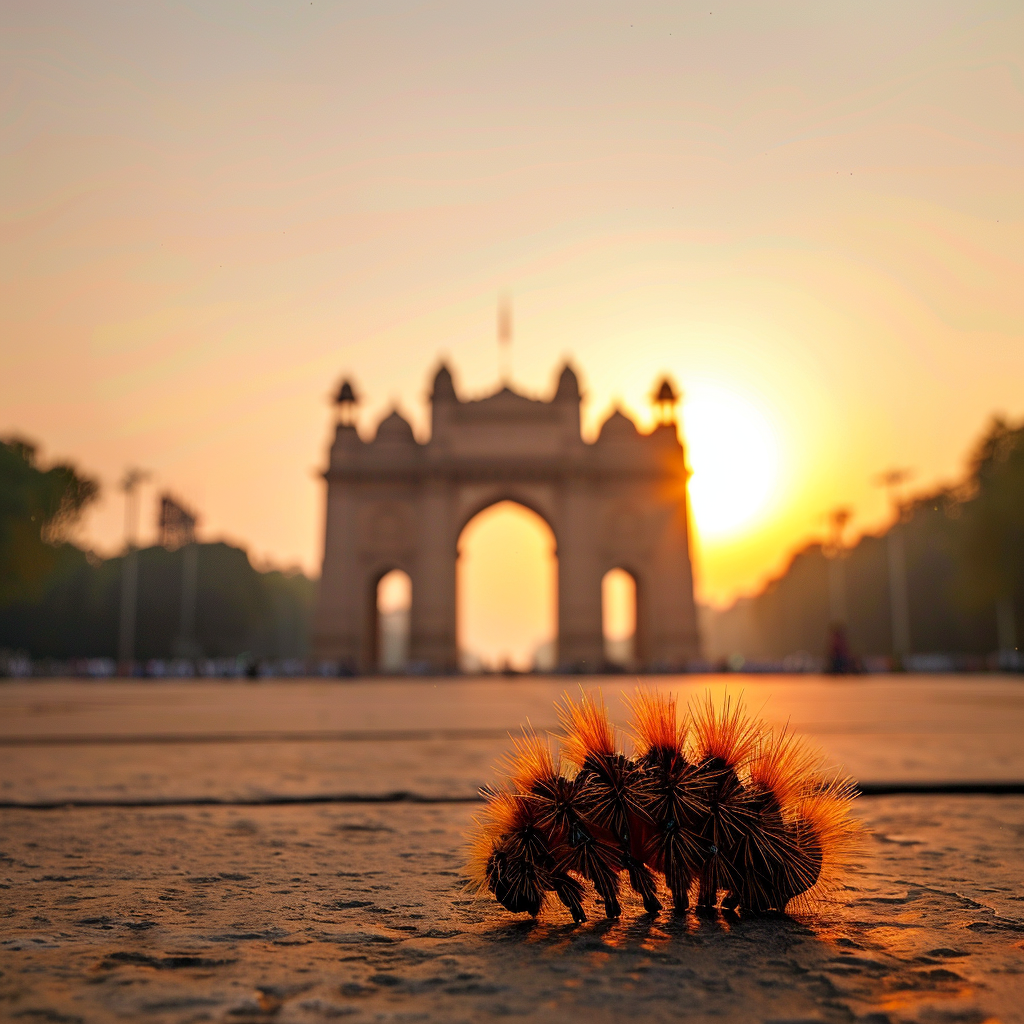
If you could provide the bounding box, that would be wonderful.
[2,1,1022,619]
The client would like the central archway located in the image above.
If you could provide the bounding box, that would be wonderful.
[457,500,558,672]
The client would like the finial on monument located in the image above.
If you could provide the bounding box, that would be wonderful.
[431,362,457,402]
[334,378,359,426]
[651,376,680,426]
[555,361,581,402]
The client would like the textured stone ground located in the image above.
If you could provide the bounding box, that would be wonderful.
[1,676,1022,1023]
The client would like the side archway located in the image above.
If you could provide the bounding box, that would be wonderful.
[369,567,411,672]
[602,567,639,669]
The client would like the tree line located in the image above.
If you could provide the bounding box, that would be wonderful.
[704,415,1024,665]
[0,438,315,661]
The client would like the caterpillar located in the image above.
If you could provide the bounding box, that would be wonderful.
[467,689,861,922]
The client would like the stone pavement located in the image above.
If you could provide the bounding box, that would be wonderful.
[1,676,1023,1023]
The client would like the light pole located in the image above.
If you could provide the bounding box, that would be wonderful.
[118,468,149,674]
[826,507,851,625]
[876,468,913,666]
[159,494,200,658]
[824,506,852,672]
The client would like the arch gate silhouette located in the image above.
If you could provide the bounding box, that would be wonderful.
[313,363,700,673]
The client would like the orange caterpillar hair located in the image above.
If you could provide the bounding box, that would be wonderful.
[467,688,861,922]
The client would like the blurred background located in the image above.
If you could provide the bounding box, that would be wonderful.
[2,1,1021,675]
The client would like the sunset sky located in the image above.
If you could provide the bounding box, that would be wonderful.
[3,2,1022,659]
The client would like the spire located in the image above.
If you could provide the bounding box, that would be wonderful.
[431,363,457,403]
[651,376,680,426]
[554,363,581,402]
[334,378,360,426]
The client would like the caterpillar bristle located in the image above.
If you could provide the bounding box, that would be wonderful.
[465,808,502,894]
[788,774,864,908]
[500,729,560,794]
[747,727,821,808]
[557,690,617,767]
[467,687,863,923]
[689,691,761,769]
[625,688,687,757]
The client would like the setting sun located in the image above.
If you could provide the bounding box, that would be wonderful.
[682,384,781,542]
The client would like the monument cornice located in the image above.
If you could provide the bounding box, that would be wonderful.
[324,455,687,485]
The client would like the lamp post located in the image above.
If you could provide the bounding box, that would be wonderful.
[876,468,913,666]
[160,494,200,658]
[118,468,150,674]
[823,506,852,672]
[826,507,851,627]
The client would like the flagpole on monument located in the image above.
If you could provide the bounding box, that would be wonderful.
[498,294,512,387]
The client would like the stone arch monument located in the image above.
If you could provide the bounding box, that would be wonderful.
[313,362,700,672]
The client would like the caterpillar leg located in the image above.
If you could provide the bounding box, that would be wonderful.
[664,860,691,911]
[623,854,662,914]
[696,878,717,911]
[551,873,587,923]
[696,851,735,911]
[589,861,622,919]
[562,821,623,919]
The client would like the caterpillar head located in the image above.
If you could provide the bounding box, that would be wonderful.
[479,792,552,916]
[485,845,544,916]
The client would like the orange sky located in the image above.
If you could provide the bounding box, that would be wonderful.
[3,1,1022,632]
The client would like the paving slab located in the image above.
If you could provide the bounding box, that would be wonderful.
[1,797,1022,1024]
[3,730,1024,807]
[3,676,1022,742]
[3,677,1023,807]
[2,676,1022,1023]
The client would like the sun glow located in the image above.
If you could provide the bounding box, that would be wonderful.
[683,384,781,541]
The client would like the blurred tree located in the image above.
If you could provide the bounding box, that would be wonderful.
[955,417,1024,619]
[0,438,98,606]
[702,416,1024,662]
[0,539,316,660]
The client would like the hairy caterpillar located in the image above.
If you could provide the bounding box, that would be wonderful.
[467,689,860,921]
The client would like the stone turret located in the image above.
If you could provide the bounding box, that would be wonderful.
[431,364,457,402]
[373,409,416,445]
[597,408,641,443]
[554,363,580,402]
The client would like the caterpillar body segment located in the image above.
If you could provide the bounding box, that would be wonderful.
[497,730,623,920]
[467,689,861,923]
[560,693,662,913]
[470,790,589,922]
[627,690,705,910]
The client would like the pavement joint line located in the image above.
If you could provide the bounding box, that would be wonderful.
[2,782,1023,809]
[0,728,562,746]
